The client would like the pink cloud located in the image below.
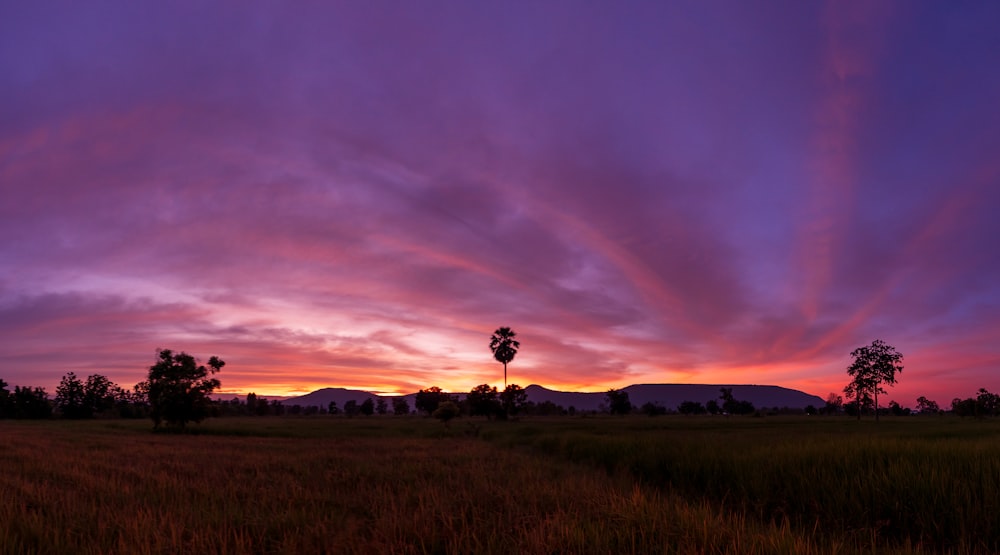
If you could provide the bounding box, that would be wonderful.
[3,2,1000,408]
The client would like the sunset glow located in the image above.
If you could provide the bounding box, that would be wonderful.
[2,2,999,406]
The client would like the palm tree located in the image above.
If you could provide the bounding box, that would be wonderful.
[489,327,520,388]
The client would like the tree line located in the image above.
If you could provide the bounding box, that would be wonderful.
[1,336,991,426]
[4,370,987,423]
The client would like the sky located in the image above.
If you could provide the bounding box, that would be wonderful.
[2,1,999,406]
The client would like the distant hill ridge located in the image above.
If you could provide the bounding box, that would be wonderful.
[284,384,824,412]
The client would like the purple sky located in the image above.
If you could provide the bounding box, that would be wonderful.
[2,2,999,405]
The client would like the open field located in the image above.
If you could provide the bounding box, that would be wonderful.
[2,416,998,554]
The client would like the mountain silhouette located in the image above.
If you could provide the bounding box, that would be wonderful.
[283,383,824,412]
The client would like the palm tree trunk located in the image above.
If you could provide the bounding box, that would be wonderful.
[504,362,507,388]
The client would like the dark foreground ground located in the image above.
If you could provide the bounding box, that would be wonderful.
[2,415,998,554]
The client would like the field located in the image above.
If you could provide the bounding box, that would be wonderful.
[2,416,999,554]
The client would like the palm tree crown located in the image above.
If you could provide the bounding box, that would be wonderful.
[489,327,520,388]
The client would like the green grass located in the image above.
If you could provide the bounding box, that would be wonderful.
[481,415,1000,553]
[1,415,996,553]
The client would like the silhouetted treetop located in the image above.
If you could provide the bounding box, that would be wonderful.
[845,339,903,422]
[146,349,224,430]
[489,327,520,388]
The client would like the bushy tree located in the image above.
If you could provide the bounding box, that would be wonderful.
[0,378,11,418]
[255,395,271,416]
[376,397,388,415]
[84,374,117,416]
[678,400,706,415]
[467,384,501,418]
[132,381,150,405]
[55,372,88,418]
[606,389,632,415]
[823,393,844,415]
[845,339,903,422]
[433,400,460,426]
[951,397,977,417]
[717,387,755,415]
[360,398,375,416]
[343,400,359,417]
[844,393,874,417]
[888,401,910,416]
[13,386,51,419]
[500,384,527,418]
[641,401,668,416]
[110,382,149,419]
[392,397,410,416]
[56,373,123,419]
[719,387,735,408]
[146,349,224,430]
[916,396,939,415]
[977,388,1000,417]
[955,389,1000,418]
[529,400,565,416]
[416,387,454,415]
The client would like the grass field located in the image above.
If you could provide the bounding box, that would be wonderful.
[2,415,998,554]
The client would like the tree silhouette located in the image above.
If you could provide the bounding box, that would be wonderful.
[952,396,977,417]
[55,372,88,418]
[84,374,117,416]
[977,388,1000,417]
[433,401,460,426]
[500,384,527,418]
[56,373,124,419]
[416,387,454,415]
[467,384,501,418]
[12,385,51,419]
[845,339,903,422]
[254,395,271,416]
[606,389,632,415]
[719,387,755,415]
[915,396,939,415]
[678,401,706,415]
[489,327,520,388]
[824,393,844,414]
[145,349,224,430]
[0,378,10,418]
[391,397,410,415]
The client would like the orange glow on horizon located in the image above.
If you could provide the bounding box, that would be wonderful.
[211,359,846,399]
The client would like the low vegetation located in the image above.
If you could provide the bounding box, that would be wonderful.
[3,416,1000,554]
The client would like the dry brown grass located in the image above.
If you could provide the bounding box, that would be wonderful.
[0,418,847,554]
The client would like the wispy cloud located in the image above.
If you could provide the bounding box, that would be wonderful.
[2,2,999,404]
